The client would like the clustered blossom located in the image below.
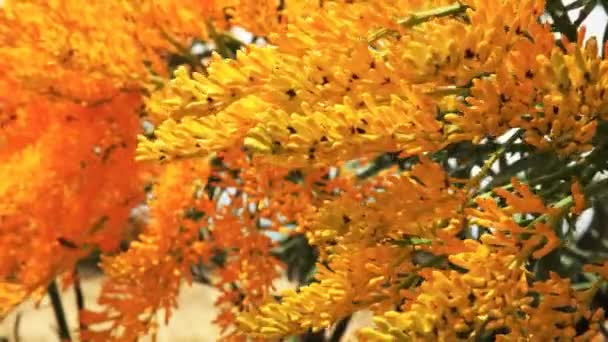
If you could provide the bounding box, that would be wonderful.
[2,0,608,341]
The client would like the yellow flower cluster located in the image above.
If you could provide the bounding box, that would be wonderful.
[238,244,412,338]
[361,242,603,341]
[451,31,608,154]
[235,169,596,339]
[81,160,212,341]
[306,158,464,251]
[140,0,608,340]
[138,0,608,168]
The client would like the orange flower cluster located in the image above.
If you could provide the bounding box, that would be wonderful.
[81,160,212,341]
[0,0,284,102]
[0,87,143,310]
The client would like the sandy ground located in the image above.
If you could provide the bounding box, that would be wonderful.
[0,271,221,342]
[0,270,371,342]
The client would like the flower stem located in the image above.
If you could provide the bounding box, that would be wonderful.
[465,129,522,197]
[206,21,235,59]
[396,1,470,27]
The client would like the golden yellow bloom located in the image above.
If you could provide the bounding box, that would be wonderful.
[360,242,602,341]
[139,1,465,162]
[447,32,608,154]
[360,242,531,341]
[306,157,464,251]
[0,282,32,318]
[2,0,602,340]
[0,0,300,103]
[237,245,412,338]
[134,2,608,340]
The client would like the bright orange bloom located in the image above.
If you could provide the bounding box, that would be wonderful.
[0,90,143,295]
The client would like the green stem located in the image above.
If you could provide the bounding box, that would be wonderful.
[465,130,522,197]
[474,142,608,204]
[529,143,607,187]
[526,177,608,229]
[368,1,470,44]
[396,1,470,27]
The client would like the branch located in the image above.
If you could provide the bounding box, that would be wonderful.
[160,29,202,70]
[48,280,72,341]
[206,20,236,59]
[546,0,578,42]
[464,129,522,197]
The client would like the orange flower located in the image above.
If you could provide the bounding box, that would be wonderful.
[571,179,586,215]
[0,91,143,301]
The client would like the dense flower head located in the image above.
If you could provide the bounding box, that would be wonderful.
[0,0,322,103]
[0,0,325,335]
[305,157,465,251]
[237,244,413,338]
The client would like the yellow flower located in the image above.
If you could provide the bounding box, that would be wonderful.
[447,32,607,155]
[0,93,143,304]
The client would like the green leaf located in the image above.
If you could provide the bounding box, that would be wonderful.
[391,236,433,246]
